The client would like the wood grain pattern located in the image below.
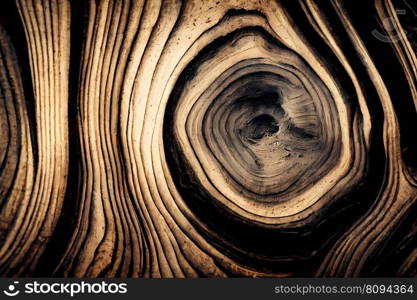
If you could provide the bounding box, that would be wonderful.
[0,0,70,276]
[0,0,416,277]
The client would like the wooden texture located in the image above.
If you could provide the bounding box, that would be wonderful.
[0,0,70,275]
[0,0,416,277]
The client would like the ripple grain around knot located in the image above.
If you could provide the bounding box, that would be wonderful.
[0,0,416,277]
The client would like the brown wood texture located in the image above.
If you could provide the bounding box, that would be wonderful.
[0,0,416,277]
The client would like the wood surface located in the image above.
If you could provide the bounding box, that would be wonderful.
[0,0,416,277]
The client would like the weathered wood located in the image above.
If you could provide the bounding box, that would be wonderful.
[0,0,416,277]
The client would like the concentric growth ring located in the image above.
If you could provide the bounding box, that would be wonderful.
[168,29,348,222]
